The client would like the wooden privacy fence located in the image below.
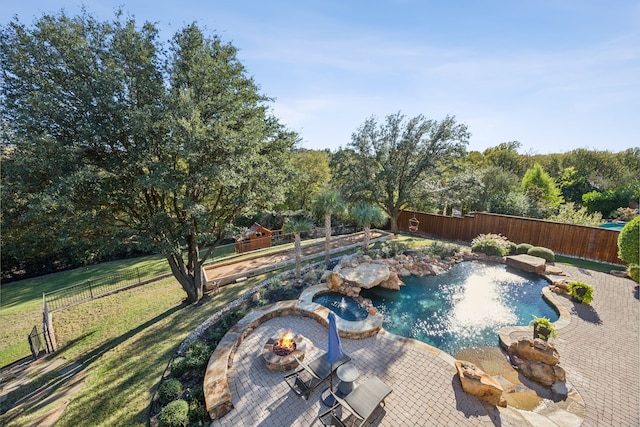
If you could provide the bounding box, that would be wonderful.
[399,210,624,265]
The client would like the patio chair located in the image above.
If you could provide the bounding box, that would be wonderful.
[318,376,393,427]
[284,351,351,399]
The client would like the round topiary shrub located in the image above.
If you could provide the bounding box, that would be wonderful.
[158,378,182,405]
[627,264,639,283]
[159,399,189,427]
[507,241,518,255]
[471,233,510,257]
[618,216,640,266]
[527,246,555,262]
[516,243,533,254]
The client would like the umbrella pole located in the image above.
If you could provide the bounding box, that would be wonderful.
[330,361,333,391]
[322,361,336,407]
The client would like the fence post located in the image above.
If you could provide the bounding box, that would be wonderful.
[137,267,141,284]
[88,280,94,299]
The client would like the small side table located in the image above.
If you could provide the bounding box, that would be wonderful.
[336,363,360,397]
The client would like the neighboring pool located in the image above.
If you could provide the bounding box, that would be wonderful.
[599,222,625,231]
[360,261,558,356]
[313,292,369,321]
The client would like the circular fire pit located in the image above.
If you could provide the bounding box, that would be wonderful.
[262,329,307,372]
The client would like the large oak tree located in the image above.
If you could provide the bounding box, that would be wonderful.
[331,112,469,233]
[1,12,296,302]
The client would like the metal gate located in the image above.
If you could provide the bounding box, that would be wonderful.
[28,325,45,359]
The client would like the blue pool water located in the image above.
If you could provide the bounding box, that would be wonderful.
[599,222,625,231]
[313,292,369,321]
[360,261,558,356]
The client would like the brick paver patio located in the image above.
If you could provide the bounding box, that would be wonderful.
[211,265,639,426]
[550,266,639,427]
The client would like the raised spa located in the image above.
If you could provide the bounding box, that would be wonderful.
[312,292,369,322]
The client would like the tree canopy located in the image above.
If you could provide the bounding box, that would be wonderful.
[0,12,297,301]
[331,112,469,233]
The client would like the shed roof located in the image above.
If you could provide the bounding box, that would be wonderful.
[238,222,272,241]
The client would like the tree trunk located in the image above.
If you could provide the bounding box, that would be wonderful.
[166,253,204,303]
[390,215,399,234]
[324,213,331,268]
[294,233,302,279]
[363,226,371,254]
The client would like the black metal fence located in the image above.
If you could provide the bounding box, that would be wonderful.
[44,268,145,312]
[43,225,362,316]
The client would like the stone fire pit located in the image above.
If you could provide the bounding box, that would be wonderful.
[262,329,307,372]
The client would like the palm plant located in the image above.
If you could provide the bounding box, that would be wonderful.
[312,190,346,268]
[282,217,314,279]
[350,203,388,254]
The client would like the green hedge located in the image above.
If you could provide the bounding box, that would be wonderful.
[516,243,533,254]
[618,216,640,265]
[527,246,555,262]
[628,265,639,283]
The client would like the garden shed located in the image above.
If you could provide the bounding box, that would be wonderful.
[235,223,273,253]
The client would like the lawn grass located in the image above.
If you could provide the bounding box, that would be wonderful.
[0,239,312,368]
[0,273,269,427]
[0,255,170,368]
[554,254,626,274]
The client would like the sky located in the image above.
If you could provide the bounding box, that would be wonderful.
[4,1,640,154]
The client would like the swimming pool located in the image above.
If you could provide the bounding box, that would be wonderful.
[360,261,558,356]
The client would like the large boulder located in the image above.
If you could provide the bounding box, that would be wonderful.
[340,262,390,289]
[328,272,343,290]
[506,338,566,390]
[508,338,560,366]
[512,356,556,387]
[455,360,507,407]
[506,254,546,274]
[379,271,403,290]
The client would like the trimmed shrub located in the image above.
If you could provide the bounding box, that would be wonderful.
[170,357,188,378]
[188,400,207,423]
[567,281,594,304]
[429,241,462,258]
[527,246,555,262]
[618,216,640,265]
[516,243,533,254]
[627,264,639,283]
[471,233,510,257]
[159,399,189,427]
[507,241,518,255]
[185,340,211,369]
[158,378,182,405]
[378,240,408,258]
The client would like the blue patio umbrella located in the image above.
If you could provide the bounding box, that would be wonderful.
[322,312,343,406]
[327,312,343,365]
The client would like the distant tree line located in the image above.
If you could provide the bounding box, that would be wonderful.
[1,10,638,298]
